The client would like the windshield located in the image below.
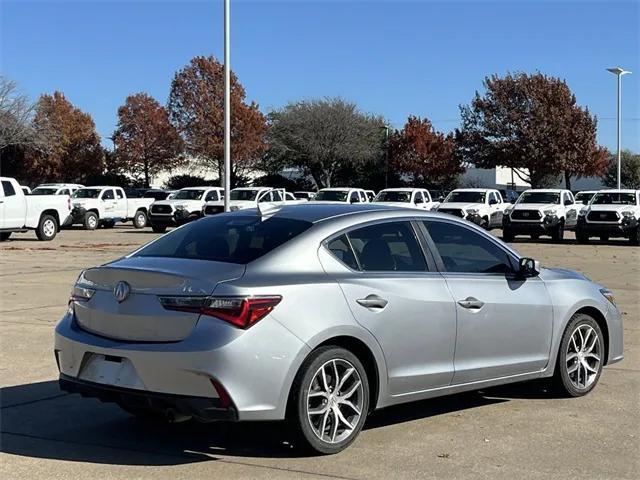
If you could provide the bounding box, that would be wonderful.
[375,191,412,203]
[73,189,102,199]
[173,189,205,200]
[230,189,259,201]
[592,192,637,205]
[445,191,485,203]
[32,188,58,195]
[574,192,595,204]
[519,192,560,204]
[314,190,348,202]
[294,192,311,199]
[134,215,313,264]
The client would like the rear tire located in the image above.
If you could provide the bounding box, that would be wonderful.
[134,210,147,229]
[0,232,11,241]
[553,314,604,397]
[289,346,369,455]
[36,214,58,241]
[151,224,167,233]
[599,235,609,242]
[84,212,98,230]
[102,220,116,229]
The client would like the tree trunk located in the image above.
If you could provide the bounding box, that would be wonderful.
[144,160,150,188]
[564,171,572,191]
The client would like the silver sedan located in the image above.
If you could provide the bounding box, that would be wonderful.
[55,204,623,454]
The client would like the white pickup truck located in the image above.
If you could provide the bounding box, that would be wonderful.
[373,188,437,210]
[576,189,640,245]
[502,189,578,242]
[32,183,84,196]
[202,187,305,216]
[0,176,71,241]
[312,188,369,203]
[70,186,154,230]
[435,188,505,229]
[148,186,224,232]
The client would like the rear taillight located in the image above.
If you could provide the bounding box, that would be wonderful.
[70,285,95,303]
[159,295,282,329]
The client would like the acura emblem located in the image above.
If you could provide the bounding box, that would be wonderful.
[113,281,131,303]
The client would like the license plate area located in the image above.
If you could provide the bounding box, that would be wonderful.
[78,353,145,390]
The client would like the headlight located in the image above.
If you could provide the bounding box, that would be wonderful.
[466,208,479,215]
[621,211,636,218]
[544,208,558,216]
[579,209,587,216]
[600,288,616,307]
[175,204,187,210]
[504,207,513,214]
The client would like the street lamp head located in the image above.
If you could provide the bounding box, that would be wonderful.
[607,67,632,76]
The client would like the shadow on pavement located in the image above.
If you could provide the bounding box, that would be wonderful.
[1,378,551,465]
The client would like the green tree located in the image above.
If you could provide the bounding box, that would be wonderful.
[456,72,607,189]
[601,150,640,189]
[267,98,386,189]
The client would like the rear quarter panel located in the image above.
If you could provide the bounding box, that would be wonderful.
[24,195,69,228]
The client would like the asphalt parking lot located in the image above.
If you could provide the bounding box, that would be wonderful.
[1,227,638,480]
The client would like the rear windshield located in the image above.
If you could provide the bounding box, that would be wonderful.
[133,215,313,264]
[314,190,348,202]
[375,191,412,203]
[32,188,58,195]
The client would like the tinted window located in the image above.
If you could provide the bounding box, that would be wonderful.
[134,216,312,264]
[1,181,16,196]
[116,189,124,199]
[32,188,58,195]
[375,191,412,203]
[445,191,486,203]
[424,221,514,274]
[315,190,348,202]
[102,190,115,200]
[592,192,637,205]
[204,190,219,201]
[326,235,359,270]
[563,193,573,205]
[174,189,205,200]
[347,222,426,272]
[230,189,259,201]
[349,192,360,203]
[60,189,70,195]
[73,188,101,199]
[519,192,560,204]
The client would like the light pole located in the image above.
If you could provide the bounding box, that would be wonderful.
[223,0,231,211]
[383,124,390,188]
[606,67,631,189]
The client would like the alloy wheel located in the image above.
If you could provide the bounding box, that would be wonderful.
[43,219,56,238]
[566,324,601,390]
[306,359,364,444]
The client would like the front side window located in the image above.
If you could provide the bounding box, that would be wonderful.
[102,190,115,200]
[346,221,426,272]
[592,192,637,205]
[349,192,360,203]
[204,190,219,202]
[563,193,573,205]
[174,189,205,200]
[73,188,101,199]
[230,189,259,201]
[445,191,486,203]
[116,189,124,199]
[134,216,312,264]
[1,180,16,197]
[518,192,560,204]
[424,220,515,274]
[314,190,348,202]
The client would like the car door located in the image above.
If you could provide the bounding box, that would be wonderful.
[0,180,25,228]
[563,192,578,228]
[488,192,503,227]
[114,188,128,218]
[328,220,457,394]
[422,219,553,384]
[101,189,117,217]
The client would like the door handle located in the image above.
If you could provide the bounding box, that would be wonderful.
[457,297,484,310]
[357,294,388,309]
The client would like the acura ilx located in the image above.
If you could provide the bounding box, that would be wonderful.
[55,204,623,454]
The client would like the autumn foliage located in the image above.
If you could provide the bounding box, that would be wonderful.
[167,56,267,183]
[390,116,462,188]
[23,91,104,184]
[113,93,183,187]
[456,72,608,189]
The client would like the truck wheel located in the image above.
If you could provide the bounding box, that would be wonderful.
[551,222,564,243]
[502,228,514,242]
[151,224,167,233]
[0,232,11,241]
[134,210,147,229]
[530,233,540,240]
[84,212,98,230]
[599,235,609,242]
[36,214,58,241]
[102,220,116,229]
[631,226,640,246]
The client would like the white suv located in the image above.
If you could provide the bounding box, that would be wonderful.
[502,189,578,242]
[576,189,639,245]
[436,188,505,229]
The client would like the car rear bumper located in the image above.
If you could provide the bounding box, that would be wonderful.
[59,373,237,421]
[54,311,310,421]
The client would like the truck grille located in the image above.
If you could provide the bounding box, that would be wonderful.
[511,210,542,221]
[151,204,173,215]
[438,208,465,218]
[587,211,619,222]
[203,205,224,215]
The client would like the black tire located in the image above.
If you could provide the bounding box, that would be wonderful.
[502,227,515,242]
[289,346,370,455]
[599,235,609,242]
[553,313,604,397]
[84,211,98,230]
[36,214,58,241]
[102,220,116,229]
[0,232,11,241]
[630,226,639,246]
[530,233,540,240]
[133,210,147,229]
[576,227,590,244]
[151,224,167,233]
[551,222,564,243]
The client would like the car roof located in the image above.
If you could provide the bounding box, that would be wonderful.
[451,188,495,192]
[522,189,566,193]
[319,187,361,191]
[380,187,424,192]
[180,186,219,190]
[233,186,271,191]
[594,189,638,194]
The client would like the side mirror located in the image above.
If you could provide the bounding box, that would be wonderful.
[518,257,540,278]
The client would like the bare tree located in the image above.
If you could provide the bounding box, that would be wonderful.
[0,77,46,151]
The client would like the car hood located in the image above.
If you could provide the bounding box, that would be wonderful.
[152,199,203,207]
[587,204,637,213]
[512,203,559,211]
[539,267,590,282]
[438,202,482,211]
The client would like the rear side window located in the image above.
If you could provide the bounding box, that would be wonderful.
[1,181,16,196]
[116,189,124,199]
[134,216,312,264]
[204,190,219,201]
[326,235,359,270]
[424,221,515,274]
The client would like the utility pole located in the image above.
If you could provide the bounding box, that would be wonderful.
[606,67,631,189]
[223,0,231,211]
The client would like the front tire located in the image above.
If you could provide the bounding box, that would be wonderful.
[290,346,369,455]
[84,212,98,230]
[151,224,167,233]
[134,210,147,229]
[553,314,604,397]
[0,232,11,241]
[36,214,58,241]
